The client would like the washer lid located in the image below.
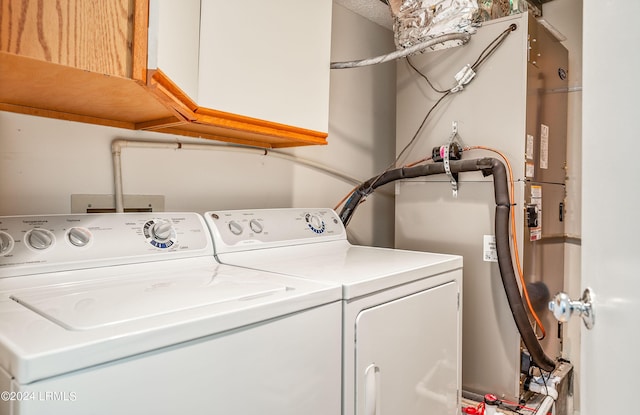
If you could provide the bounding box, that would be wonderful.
[0,258,341,384]
[10,273,287,330]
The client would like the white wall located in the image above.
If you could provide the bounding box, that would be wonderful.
[290,3,396,247]
[0,114,297,214]
[0,3,396,248]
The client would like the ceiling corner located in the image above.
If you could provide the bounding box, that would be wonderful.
[334,0,394,30]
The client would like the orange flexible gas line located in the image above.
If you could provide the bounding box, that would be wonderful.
[465,145,546,340]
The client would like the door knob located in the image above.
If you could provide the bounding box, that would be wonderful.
[548,288,595,329]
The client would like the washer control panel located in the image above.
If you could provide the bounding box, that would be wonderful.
[0,213,212,278]
[205,208,347,254]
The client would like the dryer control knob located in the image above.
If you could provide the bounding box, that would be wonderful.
[228,221,244,236]
[68,227,92,247]
[0,231,14,256]
[305,214,325,234]
[28,228,54,250]
[152,220,174,241]
[249,219,263,234]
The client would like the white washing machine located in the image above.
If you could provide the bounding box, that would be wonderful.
[204,208,464,415]
[0,212,342,415]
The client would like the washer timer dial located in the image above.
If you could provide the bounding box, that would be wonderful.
[0,231,14,256]
[143,219,177,249]
[26,228,55,250]
[249,219,263,234]
[305,214,326,234]
[228,220,244,236]
[67,227,92,247]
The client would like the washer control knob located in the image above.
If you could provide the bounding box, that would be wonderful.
[305,214,325,234]
[143,219,177,249]
[151,220,173,241]
[28,229,54,250]
[68,227,92,247]
[228,220,243,236]
[249,219,263,234]
[0,231,14,256]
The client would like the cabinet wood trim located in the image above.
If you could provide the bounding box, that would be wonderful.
[193,108,329,146]
[144,69,328,147]
[131,0,150,84]
[147,69,198,121]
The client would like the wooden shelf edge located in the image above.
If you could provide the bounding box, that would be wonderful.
[194,107,328,145]
[148,126,278,149]
[0,103,137,130]
[146,69,198,121]
[143,69,328,147]
[135,116,187,130]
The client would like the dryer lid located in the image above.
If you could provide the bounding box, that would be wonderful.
[218,241,463,299]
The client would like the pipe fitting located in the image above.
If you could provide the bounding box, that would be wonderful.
[524,375,560,400]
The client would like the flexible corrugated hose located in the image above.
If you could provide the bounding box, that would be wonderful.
[338,158,556,373]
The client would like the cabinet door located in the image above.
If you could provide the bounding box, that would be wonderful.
[0,0,135,78]
[198,0,332,133]
[354,281,460,415]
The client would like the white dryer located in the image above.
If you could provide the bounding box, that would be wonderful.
[204,208,463,415]
[0,213,342,415]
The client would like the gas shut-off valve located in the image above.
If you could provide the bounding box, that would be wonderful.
[431,142,463,163]
[548,288,595,329]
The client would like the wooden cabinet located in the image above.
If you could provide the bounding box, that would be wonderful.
[0,0,140,78]
[0,0,330,148]
[0,0,158,129]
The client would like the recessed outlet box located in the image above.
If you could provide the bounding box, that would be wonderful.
[71,194,165,213]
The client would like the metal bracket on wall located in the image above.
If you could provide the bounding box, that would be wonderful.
[444,121,460,197]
